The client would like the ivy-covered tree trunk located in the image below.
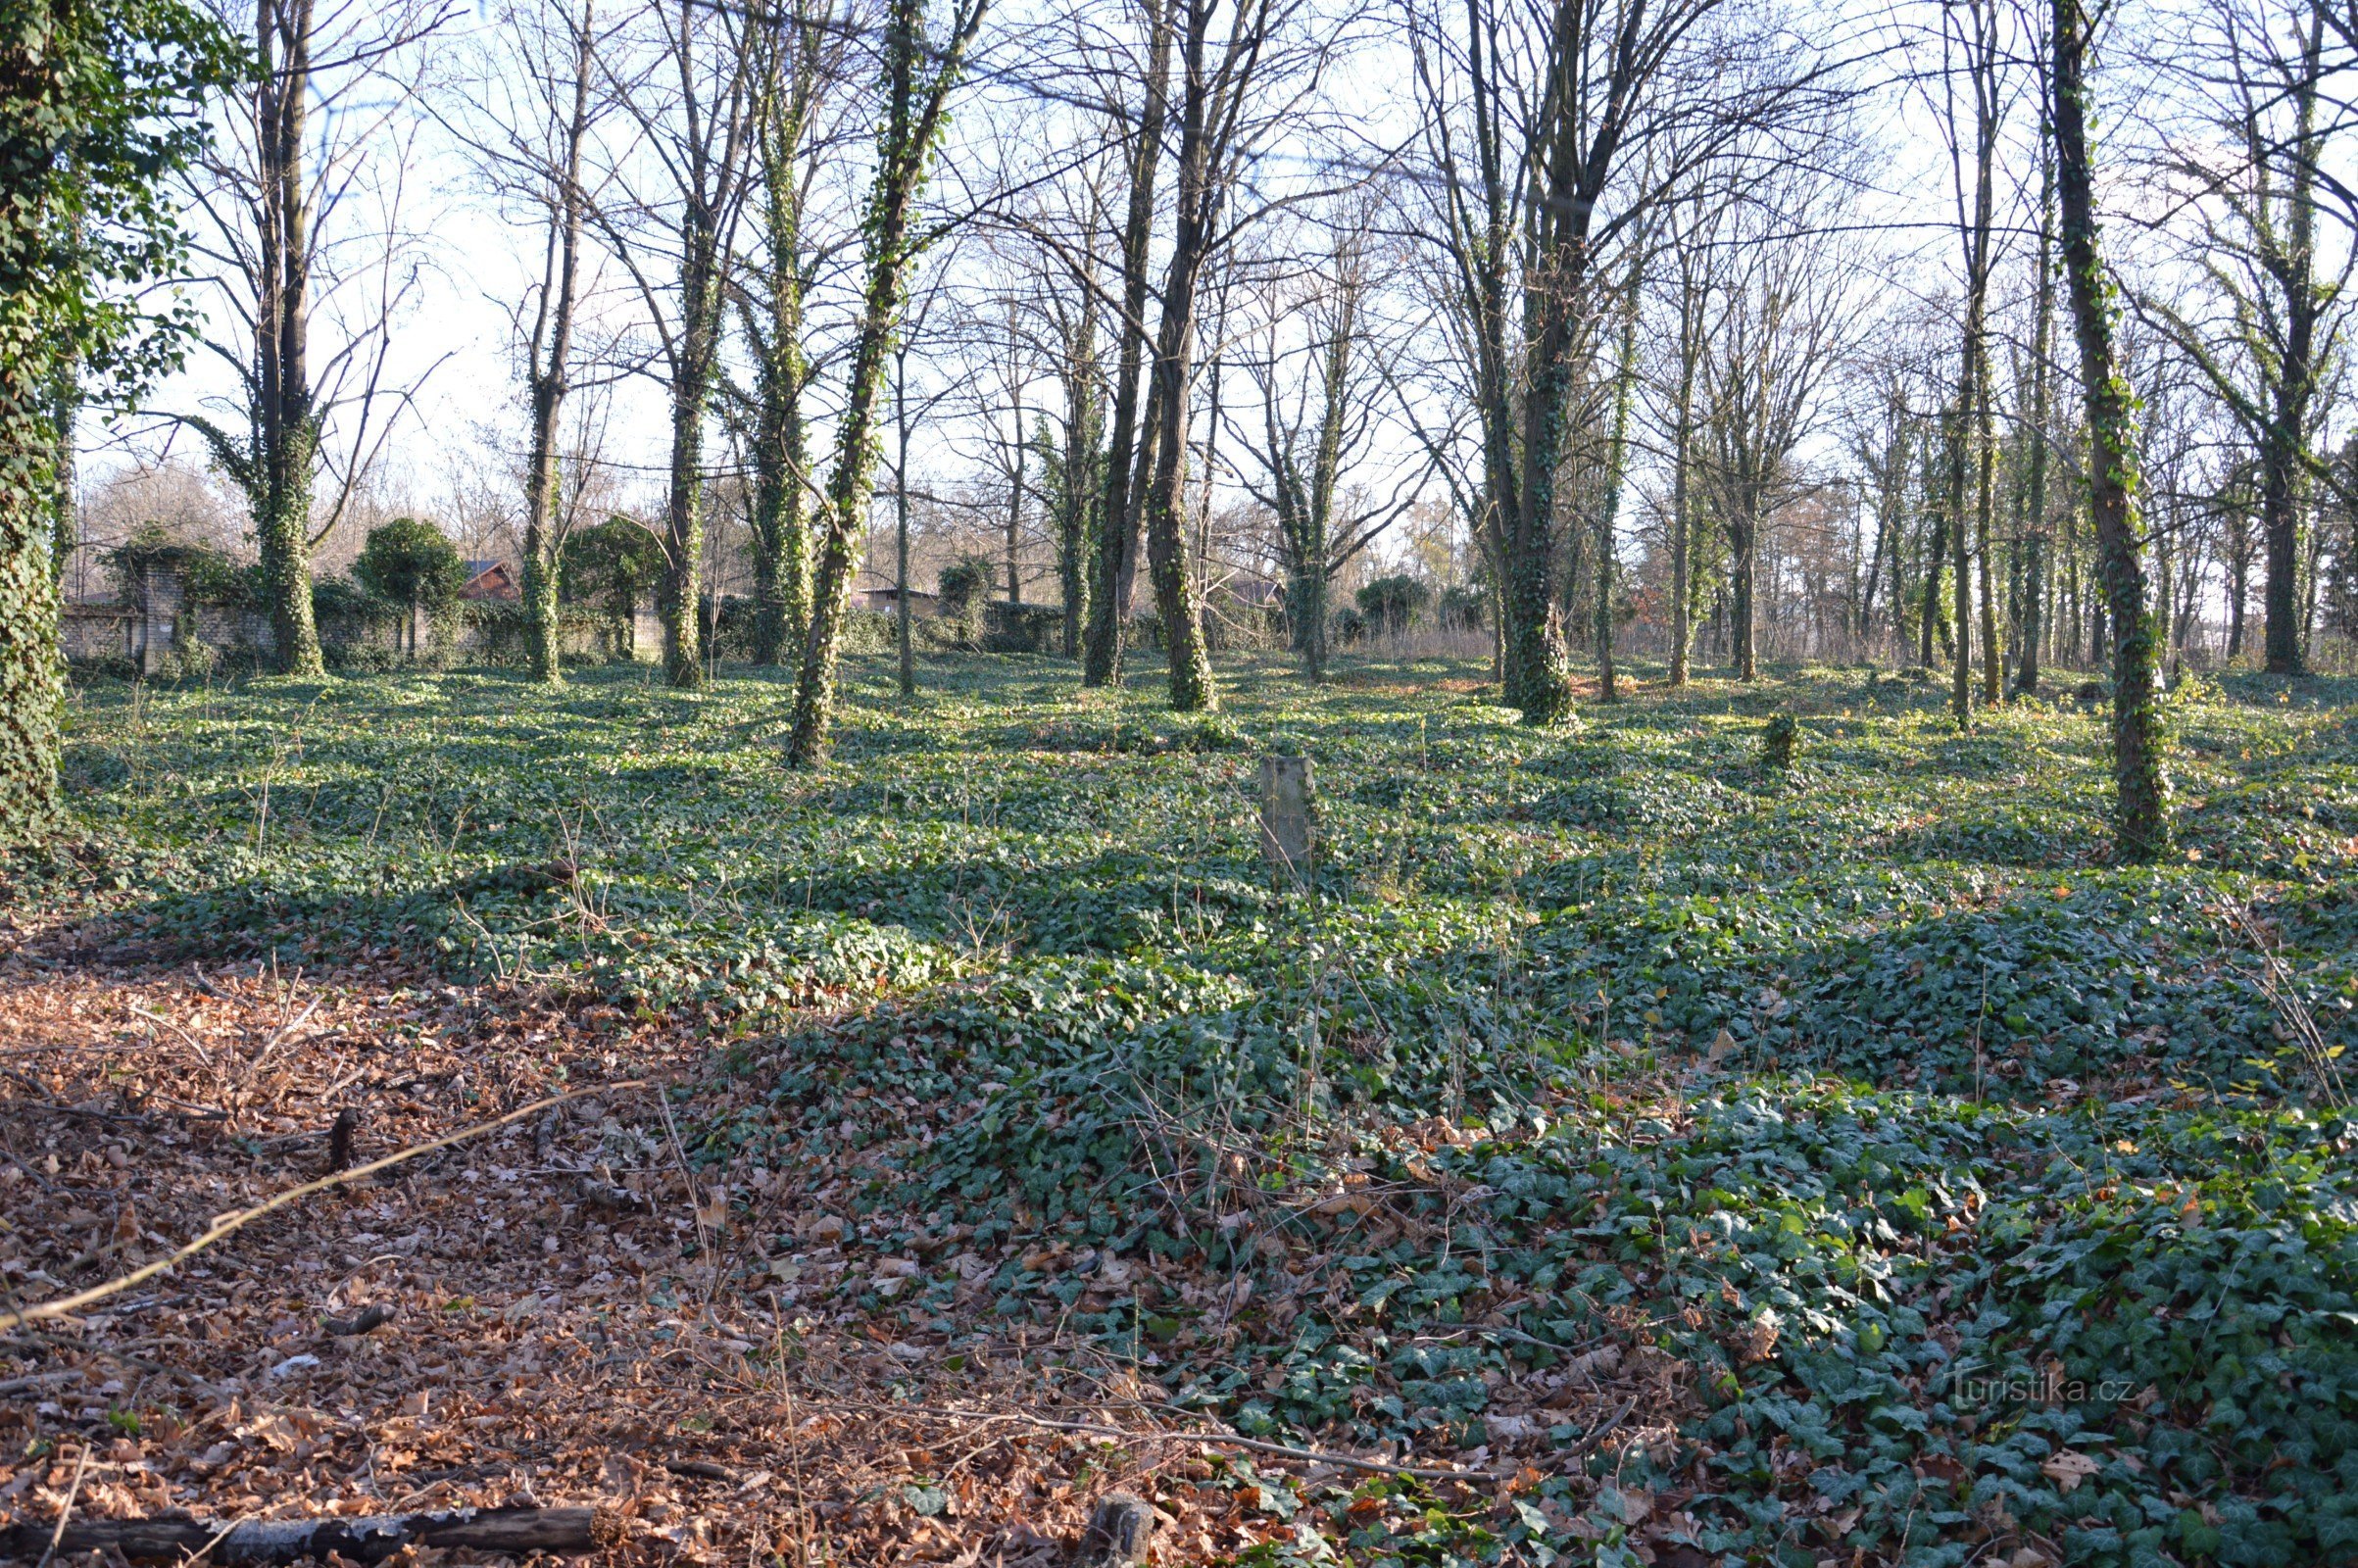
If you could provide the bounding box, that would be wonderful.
[1081,0,1172,689]
[520,0,594,686]
[1944,393,1972,723]
[2014,135,2055,696]
[4,0,73,839]
[0,319,62,846]
[1266,422,1325,681]
[661,229,720,689]
[2053,0,2167,859]
[2259,6,2324,675]
[252,0,324,676]
[748,12,820,667]
[1595,246,1642,703]
[1727,513,1756,680]
[1050,294,1101,658]
[785,0,986,765]
[47,360,74,589]
[1500,250,1579,720]
[1136,0,1225,715]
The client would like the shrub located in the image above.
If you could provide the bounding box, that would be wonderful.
[1332,606,1368,646]
[353,518,467,612]
[563,516,666,655]
[325,640,400,674]
[937,557,995,648]
[1437,583,1488,632]
[1356,574,1432,637]
[985,602,1062,654]
[1761,711,1797,769]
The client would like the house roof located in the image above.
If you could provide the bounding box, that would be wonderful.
[459,561,520,602]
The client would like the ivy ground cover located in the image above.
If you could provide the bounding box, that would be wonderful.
[24,653,2358,1566]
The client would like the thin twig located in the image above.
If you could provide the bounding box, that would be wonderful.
[127,1004,216,1068]
[32,1446,89,1568]
[0,1080,647,1332]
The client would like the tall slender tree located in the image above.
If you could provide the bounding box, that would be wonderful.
[740,0,841,667]
[1081,0,1174,687]
[785,0,990,765]
[595,0,761,688]
[2052,0,2168,858]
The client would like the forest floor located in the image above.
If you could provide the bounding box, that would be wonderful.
[4,653,2356,1568]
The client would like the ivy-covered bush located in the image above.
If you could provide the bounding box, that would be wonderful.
[562,515,664,656]
[353,518,467,613]
[936,556,995,649]
[1357,573,1432,637]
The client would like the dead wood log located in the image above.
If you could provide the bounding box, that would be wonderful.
[0,1505,608,1564]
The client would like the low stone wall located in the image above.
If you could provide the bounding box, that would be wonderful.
[67,560,658,677]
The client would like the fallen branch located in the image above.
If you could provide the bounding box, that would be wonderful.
[0,1082,644,1333]
[0,1505,609,1564]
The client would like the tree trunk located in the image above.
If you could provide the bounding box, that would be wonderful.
[661,222,722,689]
[786,0,986,765]
[1081,0,1173,688]
[0,211,61,844]
[1668,294,1698,687]
[521,1,593,686]
[1054,294,1100,657]
[1137,0,1224,714]
[1596,245,1642,702]
[749,23,816,668]
[2014,129,2054,695]
[1006,379,1024,605]
[2053,0,2167,858]
[1730,515,1756,680]
[1944,392,1972,720]
[895,345,914,698]
[255,0,324,677]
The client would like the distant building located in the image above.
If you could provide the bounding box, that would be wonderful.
[855,584,939,613]
[460,560,520,602]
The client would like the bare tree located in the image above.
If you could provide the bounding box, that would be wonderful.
[1403,0,1831,720]
[2052,0,2168,857]
[2137,0,2348,675]
[1695,167,1853,680]
[1233,214,1420,680]
[785,0,991,765]
[448,0,611,682]
[737,0,852,668]
[182,0,454,674]
[592,0,763,687]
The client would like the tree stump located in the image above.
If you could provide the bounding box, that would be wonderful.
[1077,1493,1154,1567]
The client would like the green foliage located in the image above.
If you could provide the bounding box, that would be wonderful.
[1761,710,1796,769]
[1437,582,1488,632]
[24,657,2358,1563]
[936,555,994,649]
[562,515,664,611]
[110,526,256,608]
[1356,574,1432,637]
[0,0,238,846]
[352,518,467,612]
[310,573,397,629]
